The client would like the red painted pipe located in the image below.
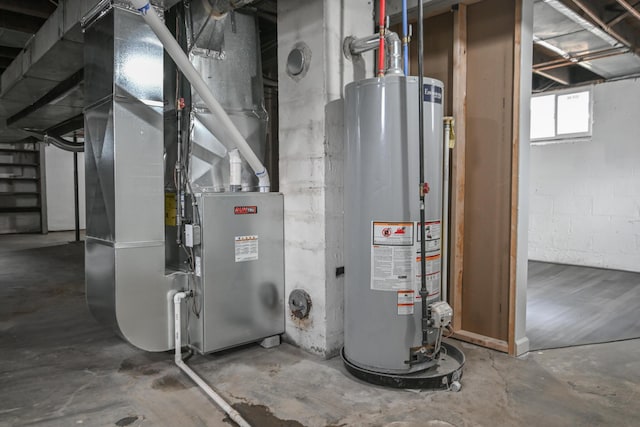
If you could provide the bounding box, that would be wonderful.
[378,0,386,77]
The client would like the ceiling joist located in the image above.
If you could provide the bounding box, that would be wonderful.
[0,0,57,19]
[0,10,46,34]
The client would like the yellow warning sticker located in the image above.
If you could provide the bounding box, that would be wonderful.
[165,192,177,226]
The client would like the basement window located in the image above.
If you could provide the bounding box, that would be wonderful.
[530,87,592,143]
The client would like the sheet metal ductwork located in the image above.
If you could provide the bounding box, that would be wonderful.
[187,3,268,192]
[83,0,272,352]
[83,4,185,352]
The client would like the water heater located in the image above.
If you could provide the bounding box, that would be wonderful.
[343,75,444,374]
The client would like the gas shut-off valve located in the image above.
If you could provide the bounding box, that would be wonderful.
[429,301,453,328]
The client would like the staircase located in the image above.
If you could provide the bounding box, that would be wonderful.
[0,140,45,234]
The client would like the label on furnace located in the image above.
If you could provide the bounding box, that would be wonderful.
[235,235,259,262]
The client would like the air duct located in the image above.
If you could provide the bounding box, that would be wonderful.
[129,0,270,191]
[83,4,185,352]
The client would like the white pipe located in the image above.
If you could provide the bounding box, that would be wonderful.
[173,292,252,427]
[441,118,453,303]
[229,149,242,192]
[130,0,270,192]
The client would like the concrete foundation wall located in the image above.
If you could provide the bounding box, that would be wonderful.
[528,78,640,272]
[278,0,372,357]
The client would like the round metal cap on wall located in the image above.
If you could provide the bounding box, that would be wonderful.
[286,43,311,80]
[288,289,312,319]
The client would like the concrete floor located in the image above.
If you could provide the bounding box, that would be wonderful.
[1,234,639,427]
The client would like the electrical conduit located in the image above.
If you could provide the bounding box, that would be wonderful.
[173,292,251,427]
[130,0,270,191]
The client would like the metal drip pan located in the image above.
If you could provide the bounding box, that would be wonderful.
[342,340,465,390]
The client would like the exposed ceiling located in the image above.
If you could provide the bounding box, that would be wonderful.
[1,0,639,143]
[533,0,640,91]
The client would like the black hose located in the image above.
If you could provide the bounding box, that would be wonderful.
[44,134,84,153]
[417,0,428,346]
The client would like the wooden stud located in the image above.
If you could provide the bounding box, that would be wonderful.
[508,0,523,356]
[450,3,467,332]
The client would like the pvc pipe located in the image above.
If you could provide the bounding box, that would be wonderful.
[377,0,386,77]
[441,118,453,303]
[229,149,242,192]
[173,292,252,427]
[402,0,409,75]
[130,0,270,192]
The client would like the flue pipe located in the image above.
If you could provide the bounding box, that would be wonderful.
[130,0,270,191]
[174,292,252,427]
[385,31,404,75]
[346,31,404,76]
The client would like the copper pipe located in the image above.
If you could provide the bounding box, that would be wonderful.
[534,47,629,71]
[607,1,640,27]
[533,56,572,69]
[533,46,628,70]
[615,0,640,22]
[567,0,635,49]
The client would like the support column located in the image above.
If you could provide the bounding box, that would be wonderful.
[278,0,373,357]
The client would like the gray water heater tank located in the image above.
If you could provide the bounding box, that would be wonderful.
[344,75,444,374]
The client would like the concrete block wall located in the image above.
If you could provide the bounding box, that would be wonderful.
[529,78,640,272]
[278,0,373,357]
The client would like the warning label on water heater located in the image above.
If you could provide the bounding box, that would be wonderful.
[415,254,441,299]
[397,290,415,315]
[371,222,415,291]
[235,235,259,262]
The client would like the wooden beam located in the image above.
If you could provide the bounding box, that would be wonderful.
[0,10,46,34]
[508,0,523,357]
[568,0,637,52]
[453,329,509,353]
[608,0,640,26]
[0,0,56,19]
[533,69,570,86]
[0,45,21,59]
[615,0,640,22]
[450,3,466,332]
